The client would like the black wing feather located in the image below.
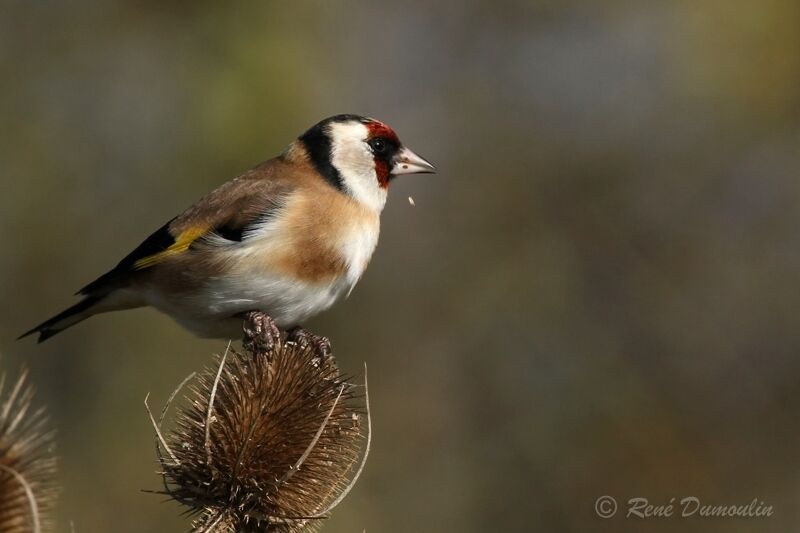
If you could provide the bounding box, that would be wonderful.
[77,218,177,295]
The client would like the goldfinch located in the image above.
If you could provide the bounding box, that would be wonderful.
[21,114,435,343]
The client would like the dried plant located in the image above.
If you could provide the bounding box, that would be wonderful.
[147,312,370,532]
[0,367,58,533]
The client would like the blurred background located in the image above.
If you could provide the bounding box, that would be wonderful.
[1,1,799,532]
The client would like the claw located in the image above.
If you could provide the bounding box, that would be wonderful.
[241,311,280,353]
[286,326,332,358]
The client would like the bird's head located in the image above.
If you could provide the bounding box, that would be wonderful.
[296,114,435,212]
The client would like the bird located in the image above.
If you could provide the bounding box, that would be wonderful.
[20,114,435,346]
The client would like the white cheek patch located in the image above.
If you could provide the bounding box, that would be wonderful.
[329,121,388,213]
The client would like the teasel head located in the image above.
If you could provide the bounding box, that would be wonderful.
[0,367,58,533]
[146,313,370,532]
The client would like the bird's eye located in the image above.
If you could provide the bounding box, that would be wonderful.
[368,138,388,155]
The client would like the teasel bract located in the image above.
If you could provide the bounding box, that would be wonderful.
[0,367,57,533]
[147,313,370,532]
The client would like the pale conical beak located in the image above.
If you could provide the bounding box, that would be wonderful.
[391,147,436,175]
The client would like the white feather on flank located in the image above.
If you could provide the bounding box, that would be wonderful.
[328,121,388,213]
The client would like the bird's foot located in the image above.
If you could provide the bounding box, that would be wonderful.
[241,311,281,354]
[286,326,332,359]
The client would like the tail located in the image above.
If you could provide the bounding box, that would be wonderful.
[19,295,105,343]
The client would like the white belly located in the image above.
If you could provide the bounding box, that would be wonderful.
[145,272,353,338]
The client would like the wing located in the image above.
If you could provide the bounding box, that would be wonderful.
[78,162,294,296]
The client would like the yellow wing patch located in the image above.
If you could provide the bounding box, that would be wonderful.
[133,226,208,269]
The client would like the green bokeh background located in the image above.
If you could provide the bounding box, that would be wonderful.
[2,1,799,532]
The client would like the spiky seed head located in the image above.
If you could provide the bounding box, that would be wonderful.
[0,368,58,533]
[152,315,366,532]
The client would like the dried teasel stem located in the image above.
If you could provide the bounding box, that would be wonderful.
[312,365,370,518]
[204,341,230,468]
[147,312,370,532]
[0,464,40,533]
[0,367,58,533]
